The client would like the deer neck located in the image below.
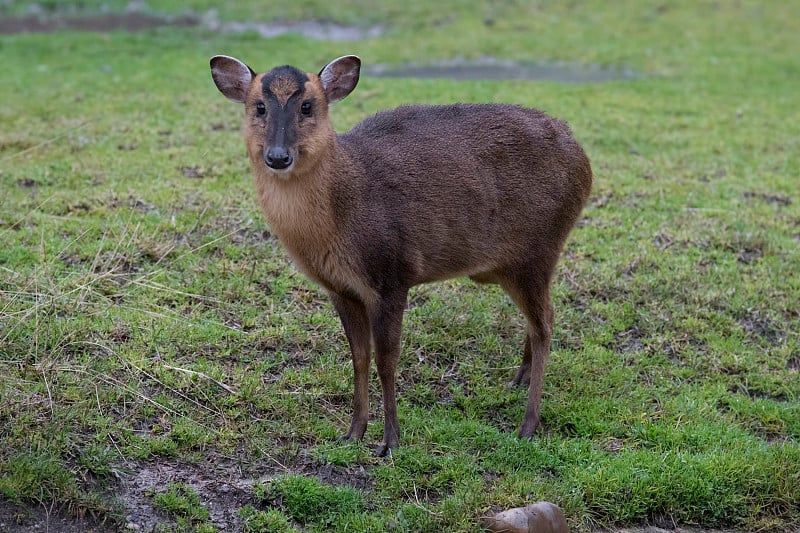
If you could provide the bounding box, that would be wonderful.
[255,157,337,242]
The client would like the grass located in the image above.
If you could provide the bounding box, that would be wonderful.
[255,475,365,527]
[1,0,799,531]
[151,483,214,532]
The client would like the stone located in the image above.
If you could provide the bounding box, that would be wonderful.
[482,501,569,533]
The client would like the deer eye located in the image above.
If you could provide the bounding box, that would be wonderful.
[255,101,266,116]
[300,101,313,117]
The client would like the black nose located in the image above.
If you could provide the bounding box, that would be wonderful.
[265,147,293,170]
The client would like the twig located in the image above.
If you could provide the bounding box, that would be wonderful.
[41,368,54,420]
[95,383,104,417]
[163,364,238,394]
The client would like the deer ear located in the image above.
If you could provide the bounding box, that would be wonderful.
[319,55,361,104]
[210,55,255,103]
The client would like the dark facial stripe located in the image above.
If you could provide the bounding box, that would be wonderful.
[266,98,300,149]
[259,66,310,156]
[261,65,309,107]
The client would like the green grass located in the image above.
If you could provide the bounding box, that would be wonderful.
[152,482,214,531]
[239,506,299,533]
[256,475,365,528]
[1,0,799,531]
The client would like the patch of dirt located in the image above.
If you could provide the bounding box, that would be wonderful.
[111,449,373,531]
[735,245,763,264]
[229,227,274,246]
[180,166,205,179]
[727,375,789,402]
[0,446,375,531]
[0,499,116,533]
[616,327,646,354]
[742,190,792,206]
[16,178,38,188]
[738,312,785,345]
[562,284,633,312]
[118,456,259,532]
[304,462,373,493]
[601,437,627,453]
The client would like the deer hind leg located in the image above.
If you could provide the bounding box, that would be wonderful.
[330,292,372,442]
[509,332,533,387]
[499,271,555,438]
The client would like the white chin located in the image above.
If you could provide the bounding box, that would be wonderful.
[267,165,294,176]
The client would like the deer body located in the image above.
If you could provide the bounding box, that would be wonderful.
[211,55,592,455]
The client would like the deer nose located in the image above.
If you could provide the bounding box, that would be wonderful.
[265,147,293,170]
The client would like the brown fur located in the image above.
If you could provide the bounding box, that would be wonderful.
[210,55,593,455]
[267,76,300,106]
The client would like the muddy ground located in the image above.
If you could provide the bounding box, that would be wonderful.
[0,497,750,533]
[0,452,372,531]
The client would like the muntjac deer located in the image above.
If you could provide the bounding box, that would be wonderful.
[210,54,592,455]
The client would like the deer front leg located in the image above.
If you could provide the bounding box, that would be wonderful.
[330,293,372,442]
[369,291,408,456]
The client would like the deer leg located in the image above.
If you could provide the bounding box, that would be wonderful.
[330,292,372,442]
[518,307,552,438]
[509,332,533,387]
[500,274,554,438]
[369,291,408,456]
